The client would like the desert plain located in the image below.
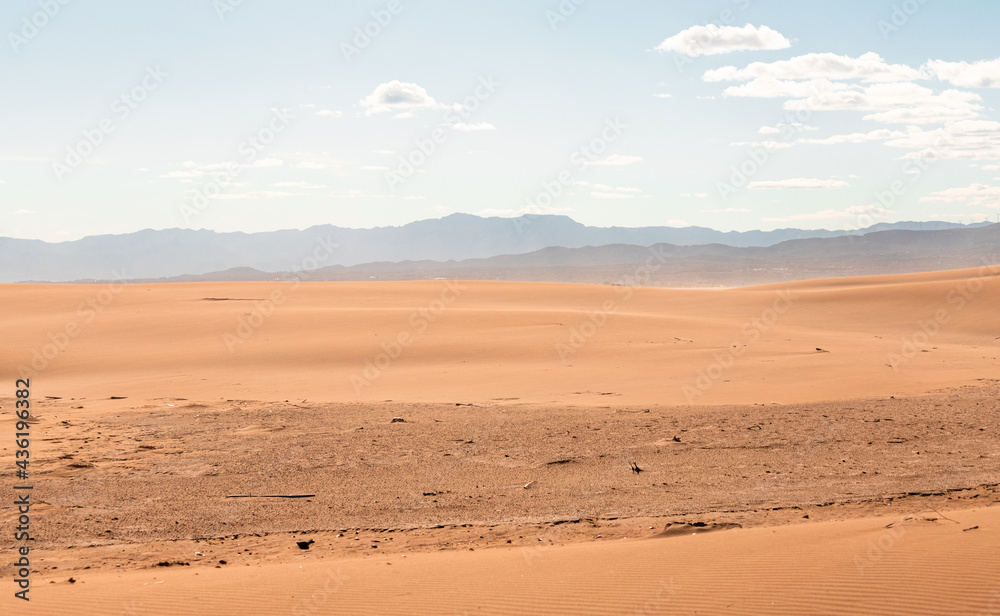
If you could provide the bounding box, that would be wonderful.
[2,265,1000,615]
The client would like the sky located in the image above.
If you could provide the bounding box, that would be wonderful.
[2,0,1000,242]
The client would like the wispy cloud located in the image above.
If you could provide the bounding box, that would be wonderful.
[748,178,850,190]
[921,183,1000,208]
[586,154,642,167]
[451,122,496,131]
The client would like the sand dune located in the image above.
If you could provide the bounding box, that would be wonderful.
[3,265,998,407]
[2,267,999,615]
[6,506,999,615]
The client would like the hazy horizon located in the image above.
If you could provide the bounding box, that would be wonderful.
[3,1,1000,243]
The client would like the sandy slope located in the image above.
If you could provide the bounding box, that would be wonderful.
[6,506,999,615]
[2,266,999,407]
[2,267,999,615]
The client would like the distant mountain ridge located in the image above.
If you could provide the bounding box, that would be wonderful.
[0,214,990,283]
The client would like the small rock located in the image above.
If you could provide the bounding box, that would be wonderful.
[297,540,314,550]
[391,417,406,423]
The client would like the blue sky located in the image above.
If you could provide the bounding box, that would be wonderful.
[2,0,1000,241]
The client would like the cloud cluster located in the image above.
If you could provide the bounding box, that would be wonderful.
[704,52,923,83]
[710,51,1000,162]
[921,183,1000,208]
[926,59,1000,88]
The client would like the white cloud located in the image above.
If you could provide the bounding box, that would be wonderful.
[160,170,202,179]
[12,209,33,214]
[925,58,1000,88]
[921,183,1000,208]
[798,129,903,145]
[248,158,284,168]
[577,181,645,199]
[723,77,855,98]
[885,121,1000,161]
[706,207,750,213]
[329,189,388,200]
[722,74,984,126]
[296,161,327,170]
[787,82,982,122]
[748,178,849,190]
[270,181,325,189]
[680,192,710,198]
[586,154,643,167]
[589,183,642,193]
[704,52,924,83]
[361,165,390,171]
[655,24,790,57]
[315,109,342,117]
[653,93,673,99]
[0,156,49,162]
[360,80,448,116]
[592,192,637,199]
[205,191,302,200]
[758,122,818,135]
[728,139,795,150]
[451,122,496,131]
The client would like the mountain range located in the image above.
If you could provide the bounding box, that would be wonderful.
[0,214,991,283]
